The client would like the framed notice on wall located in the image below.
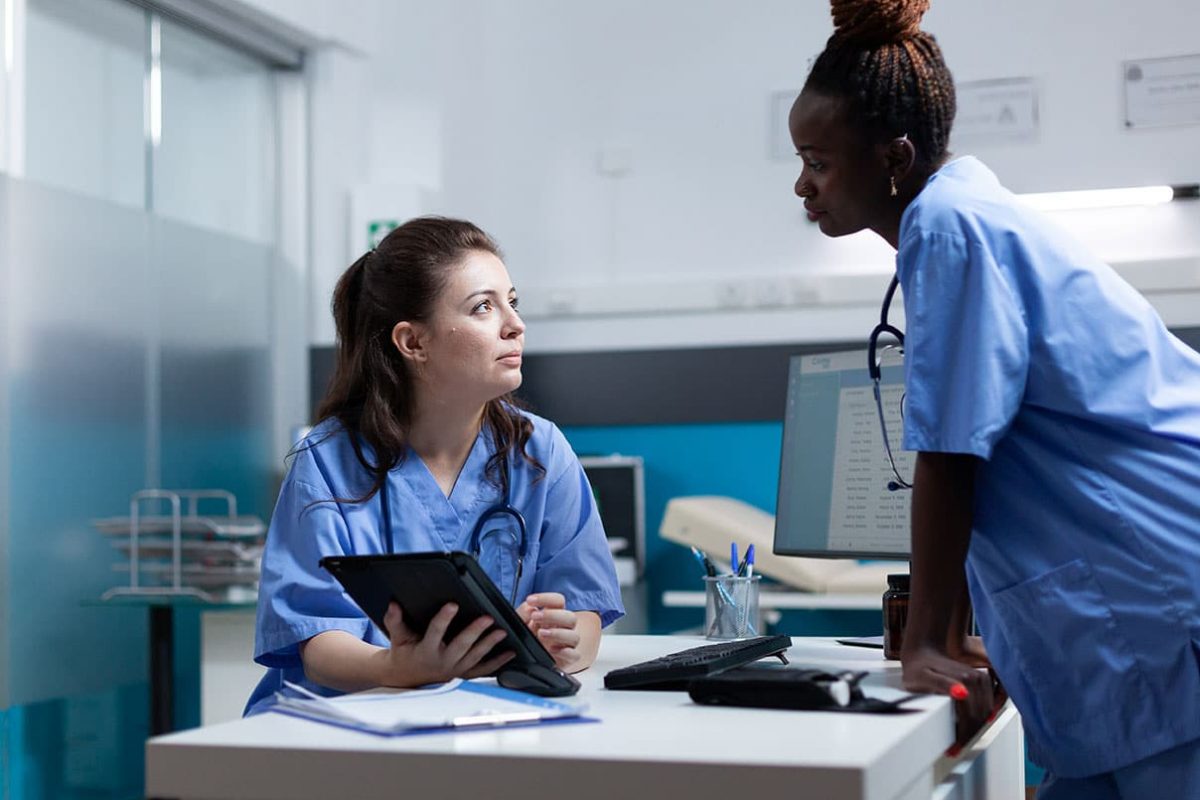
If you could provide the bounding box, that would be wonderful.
[952,77,1039,144]
[1123,53,1200,129]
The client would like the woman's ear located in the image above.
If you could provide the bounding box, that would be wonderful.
[886,134,916,181]
[391,321,426,364]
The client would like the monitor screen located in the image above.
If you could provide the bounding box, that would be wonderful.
[774,348,913,559]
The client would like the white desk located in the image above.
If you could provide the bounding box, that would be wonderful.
[147,635,1023,800]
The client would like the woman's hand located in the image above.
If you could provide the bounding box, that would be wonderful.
[517,592,585,672]
[902,641,996,749]
[947,634,991,669]
[376,601,516,687]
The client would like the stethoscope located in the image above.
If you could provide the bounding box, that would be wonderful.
[867,275,913,492]
[380,454,530,605]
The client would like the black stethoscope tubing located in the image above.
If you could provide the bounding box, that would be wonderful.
[381,453,530,605]
[868,275,914,492]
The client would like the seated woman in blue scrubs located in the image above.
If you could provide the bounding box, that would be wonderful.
[787,1,1200,797]
[245,216,624,715]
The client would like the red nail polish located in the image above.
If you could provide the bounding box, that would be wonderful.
[950,683,969,701]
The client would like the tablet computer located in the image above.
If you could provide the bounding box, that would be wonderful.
[319,551,580,697]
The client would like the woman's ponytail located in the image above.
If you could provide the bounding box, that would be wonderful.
[314,251,374,430]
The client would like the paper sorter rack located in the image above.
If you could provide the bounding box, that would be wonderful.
[97,489,266,602]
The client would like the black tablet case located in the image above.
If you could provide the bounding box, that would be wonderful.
[319,551,576,695]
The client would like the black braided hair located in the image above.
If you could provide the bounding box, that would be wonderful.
[804,0,956,168]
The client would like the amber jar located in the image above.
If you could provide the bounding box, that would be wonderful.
[882,573,910,661]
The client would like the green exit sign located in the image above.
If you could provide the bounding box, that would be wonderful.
[367,219,400,249]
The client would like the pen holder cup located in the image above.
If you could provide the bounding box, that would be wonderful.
[703,575,762,640]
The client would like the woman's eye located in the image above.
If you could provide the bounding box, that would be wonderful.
[509,297,520,311]
[473,300,492,314]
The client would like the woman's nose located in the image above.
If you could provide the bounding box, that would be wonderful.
[795,174,811,198]
[505,310,525,337]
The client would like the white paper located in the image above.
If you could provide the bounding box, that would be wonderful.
[273,680,585,734]
[826,385,913,554]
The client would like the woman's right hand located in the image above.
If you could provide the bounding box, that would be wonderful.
[902,641,996,749]
[946,634,991,669]
[376,601,515,687]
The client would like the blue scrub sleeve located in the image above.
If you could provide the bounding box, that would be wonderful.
[530,457,625,627]
[900,230,1030,459]
[254,477,374,668]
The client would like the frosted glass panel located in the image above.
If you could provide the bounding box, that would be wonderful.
[24,0,146,209]
[2,176,150,706]
[156,19,277,244]
[153,219,275,517]
[0,178,9,710]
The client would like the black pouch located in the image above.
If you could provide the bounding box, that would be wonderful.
[687,666,920,714]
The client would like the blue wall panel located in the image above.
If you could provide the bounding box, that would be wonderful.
[560,422,880,638]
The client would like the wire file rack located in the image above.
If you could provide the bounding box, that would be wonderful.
[95,489,266,603]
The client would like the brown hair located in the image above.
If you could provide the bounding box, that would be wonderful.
[804,0,956,168]
[312,216,541,503]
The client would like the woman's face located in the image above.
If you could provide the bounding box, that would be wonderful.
[418,249,525,405]
[788,89,891,238]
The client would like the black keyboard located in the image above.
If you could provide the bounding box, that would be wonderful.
[604,635,793,691]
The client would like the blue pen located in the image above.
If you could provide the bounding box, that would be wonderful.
[730,542,739,576]
[690,546,716,578]
[744,544,756,578]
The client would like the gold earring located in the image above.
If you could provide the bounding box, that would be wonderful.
[890,176,898,197]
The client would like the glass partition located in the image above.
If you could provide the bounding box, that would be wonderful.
[4,1,295,795]
[155,18,277,244]
[24,0,146,208]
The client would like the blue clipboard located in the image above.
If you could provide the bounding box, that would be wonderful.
[270,679,596,737]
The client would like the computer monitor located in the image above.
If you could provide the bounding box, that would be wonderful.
[579,455,644,587]
[774,348,912,560]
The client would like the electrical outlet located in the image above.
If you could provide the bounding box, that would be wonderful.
[547,290,576,316]
[753,280,788,308]
[790,280,820,306]
[714,282,749,309]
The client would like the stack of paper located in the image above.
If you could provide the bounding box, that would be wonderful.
[272,679,589,736]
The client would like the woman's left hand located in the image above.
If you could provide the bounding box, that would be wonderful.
[517,592,583,672]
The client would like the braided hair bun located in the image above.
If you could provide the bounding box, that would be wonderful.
[830,0,930,47]
[803,0,954,167]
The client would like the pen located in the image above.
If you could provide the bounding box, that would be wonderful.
[690,546,716,578]
[744,544,755,578]
[730,542,739,576]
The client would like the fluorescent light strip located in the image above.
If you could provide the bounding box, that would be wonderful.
[1019,185,1174,211]
[148,16,162,147]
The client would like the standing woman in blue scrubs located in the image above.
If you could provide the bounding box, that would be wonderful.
[245,217,624,715]
[787,1,1200,796]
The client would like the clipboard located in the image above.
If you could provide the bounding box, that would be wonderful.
[320,551,581,697]
[272,678,593,736]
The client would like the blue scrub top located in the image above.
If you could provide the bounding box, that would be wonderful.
[897,157,1200,778]
[245,409,624,716]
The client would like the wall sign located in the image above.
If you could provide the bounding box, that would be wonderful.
[1124,53,1200,129]
[953,77,1039,143]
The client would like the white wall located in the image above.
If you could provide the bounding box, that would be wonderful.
[238,0,1200,352]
